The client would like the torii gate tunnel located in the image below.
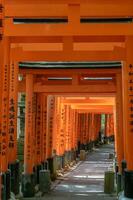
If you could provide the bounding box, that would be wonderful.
[0,0,133,199]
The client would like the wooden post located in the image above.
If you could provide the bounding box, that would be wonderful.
[46,95,55,159]
[54,97,61,156]
[64,105,68,152]
[68,106,72,152]
[24,74,34,174]
[1,37,10,173]
[115,73,124,169]
[123,36,133,170]
[42,94,47,162]
[59,99,65,156]
[32,93,37,167]
[35,93,42,165]
[8,60,18,164]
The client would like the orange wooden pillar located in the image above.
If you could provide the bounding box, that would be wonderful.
[83,113,87,146]
[114,73,124,169]
[88,114,93,142]
[8,60,19,164]
[122,36,133,170]
[8,59,20,195]
[46,95,55,159]
[24,74,34,174]
[34,93,45,183]
[0,37,10,199]
[41,94,47,163]
[71,109,75,151]
[106,114,110,138]
[91,113,95,142]
[32,93,37,168]
[54,97,61,156]
[35,93,42,166]
[64,105,69,152]
[80,114,84,146]
[85,114,89,145]
[22,74,35,197]
[58,98,65,157]
[75,110,78,151]
[67,106,72,152]
[95,114,101,141]
[87,114,91,143]
[1,37,10,173]
[53,96,60,156]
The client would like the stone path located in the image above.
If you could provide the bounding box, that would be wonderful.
[23,144,117,200]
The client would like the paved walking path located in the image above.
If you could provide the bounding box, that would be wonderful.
[23,143,117,200]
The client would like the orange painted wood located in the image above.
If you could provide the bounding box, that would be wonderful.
[12,48,125,62]
[59,99,65,155]
[54,97,61,156]
[46,95,55,158]
[35,93,42,165]
[24,74,34,174]
[8,61,18,163]
[115,73,124,169]
[64,105,69,152]
[1,37,10,172]
[5,2,133,17]
[42,94,47,161]
[123,36,133,170]
[32,93,37,166]
[4,18,133,37]
[3,0,133,5]
[11,36,125,44]
[19,68,120,76]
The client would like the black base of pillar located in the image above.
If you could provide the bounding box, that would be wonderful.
[9,160,20,195]
[121,160,127,175]
[61,155,65,168]
[117,173,122,195]
[21,173,35,198]
[124,170,133,198]
[47,158,54,174]
[44,160,49,170]
[2,170,11,200]
[34,164,43,185]
[39,170,51,194]
[87,143,91,151]
[80,144,85,150]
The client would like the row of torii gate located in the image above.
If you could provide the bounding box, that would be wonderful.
[0,0,133,199]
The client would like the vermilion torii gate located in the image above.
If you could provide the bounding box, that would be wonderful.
[0,0,133,199]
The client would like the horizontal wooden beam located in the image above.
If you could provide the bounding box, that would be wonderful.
[4,19,133,36]
[19,68,121,75]
[12,48,125,61]
[62,98,115,105]
[4,3,133,17]
[4,0,133,5]
[13,42,124,51]
[77,109,113,114]
[11,36,125,43]
[72,105,113,109]
[18,81,116,93]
